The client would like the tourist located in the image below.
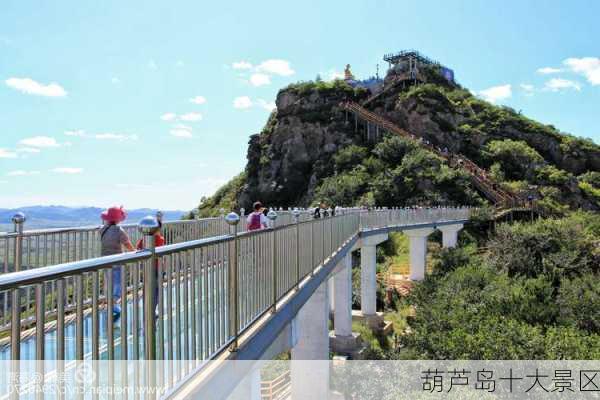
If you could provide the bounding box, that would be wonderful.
[100,206,135,319]
[136,216,166,317]
[313,205,321,219]
[247,201,268,231]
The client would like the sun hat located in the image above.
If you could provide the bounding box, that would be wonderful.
[101,206,127,223]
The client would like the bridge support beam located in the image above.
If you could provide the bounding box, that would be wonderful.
[291,281,329,399]
[438,223,463,248]
[405,228,435,281]
[330,253,359,353]
[328,276,335,316]
[359,233,388,328]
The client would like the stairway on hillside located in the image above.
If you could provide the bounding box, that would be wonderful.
[340,101,523,209]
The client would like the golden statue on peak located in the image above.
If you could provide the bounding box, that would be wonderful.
[344,64,355,80]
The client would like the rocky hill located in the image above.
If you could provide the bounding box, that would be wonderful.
[195,67,600,217]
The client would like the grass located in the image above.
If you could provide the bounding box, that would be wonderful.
[383,233,439,276]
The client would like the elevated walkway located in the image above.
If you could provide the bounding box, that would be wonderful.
[0,207,470,398]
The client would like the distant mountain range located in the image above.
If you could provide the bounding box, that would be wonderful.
[0,206,187,231]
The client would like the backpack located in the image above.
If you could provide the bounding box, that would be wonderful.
[248,212,262,230]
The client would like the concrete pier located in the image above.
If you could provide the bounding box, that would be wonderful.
[405,228,435,281]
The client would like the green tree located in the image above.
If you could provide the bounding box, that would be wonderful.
[484,139,544,180]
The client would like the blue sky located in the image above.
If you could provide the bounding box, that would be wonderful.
[1,0,599,210]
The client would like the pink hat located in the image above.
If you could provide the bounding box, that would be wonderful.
[101,206,127,223]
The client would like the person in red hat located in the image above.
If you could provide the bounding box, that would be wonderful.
[100,206,135,319]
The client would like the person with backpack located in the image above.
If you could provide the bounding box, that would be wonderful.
[247,201,268,231]
[100,206,135,319]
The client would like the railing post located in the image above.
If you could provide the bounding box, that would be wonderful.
[267,209,278,312]
[293,208,300,289]
[139,216,159,361]
[11,212,25,362]
[224,212,240,351]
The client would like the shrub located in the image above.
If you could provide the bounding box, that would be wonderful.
[535,165,572,186]
[557,274,600,333]
[484,139,544,180]
[486,216,599,280]
[334,145,369,172]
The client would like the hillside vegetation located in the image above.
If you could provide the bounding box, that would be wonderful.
[191,67,600,360]
[371,212,600,360]
[194,70,599,216]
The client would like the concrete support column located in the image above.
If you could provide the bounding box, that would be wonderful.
[291,281,329,359]
[405,228,435,281]
[438,224,463,248]
[291,281,329,399]
[360,245,377,316]
[229,366,261,400]
[328,277,335,316]
[333,253,352,337]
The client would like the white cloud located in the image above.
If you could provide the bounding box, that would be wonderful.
[0,149,17,158]
[537,67,562,75]
[189,96,206,105]
[478,84,512,103]
[257,99,276,112]
[64,129,86,137]
[170,124,193,138]
[249,73,271,86]
[544,78,582,92]
[232,61,253,70]
[233,96,253,109]
[17,147,41,153]
[161,113,177,121]
[520,83,535,96]
[111,77,120,84]
[180,112,202,122]
[564,57,600,85]
[115,183,152,189]
[94,133,139,141]
[19,136,60,148]
[176,60,184,67]
[5,77,67,97]
[6,170,40,176]
[52,167,83,174]
[256,59,295,76]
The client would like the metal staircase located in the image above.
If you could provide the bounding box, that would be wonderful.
[340,101,523,208]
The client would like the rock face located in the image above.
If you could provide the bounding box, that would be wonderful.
[370,88,600,176]
[238,83,366,207]
[205,72,599,213]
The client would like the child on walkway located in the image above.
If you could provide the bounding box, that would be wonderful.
[247,201,269,231]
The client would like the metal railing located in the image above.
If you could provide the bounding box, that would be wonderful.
[0,210,317,276]
[0,210,319,331]
[0,207,470,395]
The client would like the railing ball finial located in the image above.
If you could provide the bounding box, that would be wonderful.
[267,208,278,221]
[225,212,240,226]
[12,212,26,225]
[138,215,160,235]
